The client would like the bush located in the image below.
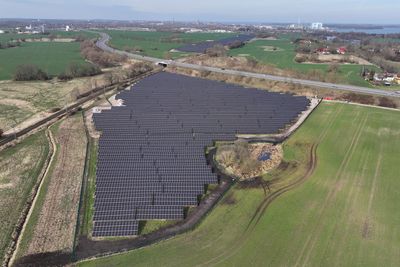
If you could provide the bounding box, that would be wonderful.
[124,62,153,78]
[206,44,227,57]
[228,41,245,49]
[13,64,49,81]
[246,58,258,68]
[342,93,375,105]
[64,62,102,78]
[295,45,312,53]
[75,34,87,42]
[0,42,21,49]
[49,107,61,113]
[57,72,73,81]
[199,70,211,77]
[80,40,125,67]
[328,63,340,73]
[295,55,308,63]
[378,97,397,108]
[216,142,261,175]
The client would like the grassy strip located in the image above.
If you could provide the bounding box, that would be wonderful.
[79,132,98,237]
[14,122,61,259]
[0,131,49,262]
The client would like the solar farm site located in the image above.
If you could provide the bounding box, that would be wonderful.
[92,72,310,237]
[177,34,255,53]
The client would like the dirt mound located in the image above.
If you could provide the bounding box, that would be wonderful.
[215,142,283,180]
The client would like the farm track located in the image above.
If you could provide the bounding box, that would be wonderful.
[7,127,56,267]
[196,144,318,267]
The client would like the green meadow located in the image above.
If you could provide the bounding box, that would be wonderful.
[229,38,379,87]
[0,42,87,80]
[104,30,235,59]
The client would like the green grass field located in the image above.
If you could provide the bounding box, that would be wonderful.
[0,131,49,261]
[80,135,98,237]
[79,102,400,267]
[0,42,87,80]
[104,30,235,59]
[370,37,400,43]
[229,38,379,87]
[0,30,97,43]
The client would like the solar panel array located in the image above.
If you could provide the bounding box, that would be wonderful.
[92,72,309,237]
[177,34,255,53]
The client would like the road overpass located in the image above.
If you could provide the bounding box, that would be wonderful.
[96,32,400,98]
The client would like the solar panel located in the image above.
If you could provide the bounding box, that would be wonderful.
[93,72,310,236]
[177,34,256,53]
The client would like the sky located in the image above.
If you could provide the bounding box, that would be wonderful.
[0,0,399,24]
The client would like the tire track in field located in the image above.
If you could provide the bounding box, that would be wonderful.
[196,104,343,267]
[293,111,363,266]
[362,149,382,239]
[196,144,318,267]
[353,147,384,264]
[297,113,367,266]
[245,103,343,231]
[296,113,369,267]
[331,150,370,266]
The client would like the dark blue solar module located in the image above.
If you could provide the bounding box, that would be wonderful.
[177,34,255,53]
[258,152,271,161]
[92,72,310,237]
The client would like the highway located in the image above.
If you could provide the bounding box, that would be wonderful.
[96,32,400,98]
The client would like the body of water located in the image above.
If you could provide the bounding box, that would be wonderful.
[333,27,400,34]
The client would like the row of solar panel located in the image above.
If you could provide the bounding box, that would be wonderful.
[92,72,310,237]
[94,205,184,220]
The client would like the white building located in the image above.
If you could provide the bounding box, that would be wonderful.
[311,22,324,30]
[66,25,70,32]
[256,25,274,30]
[0,30,4,34]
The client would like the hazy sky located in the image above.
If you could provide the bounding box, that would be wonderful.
[0,0,399,24]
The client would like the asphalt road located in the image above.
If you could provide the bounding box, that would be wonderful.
[96,32,400,98]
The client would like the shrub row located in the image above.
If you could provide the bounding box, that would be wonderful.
[80,40,126,68]
[13,62,101,81]
[13,64,50,81]
[58,63,102,81]
[0,42,21,49]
